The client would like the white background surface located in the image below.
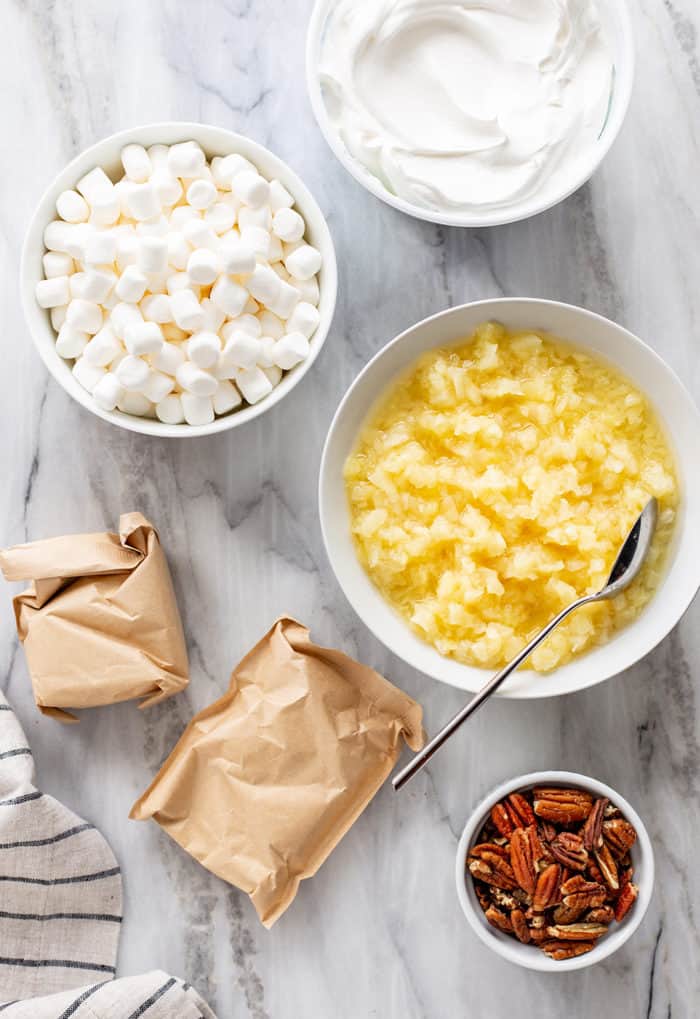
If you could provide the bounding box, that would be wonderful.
[0,2,698,1016]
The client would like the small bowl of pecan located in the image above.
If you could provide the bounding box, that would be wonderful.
[455,771,654,971]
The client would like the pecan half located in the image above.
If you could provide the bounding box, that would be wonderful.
[511,908,531,944]
[542,939,596,961]
[587,905,615,924]
[603,818,637,859]
[533,787,593,824]
[468,845,518,891]
[594,843,620,891]
[505,792,536,828]
[533,863,562,912]
[510,826,539,895]
[485,905,513,934]
[582,797,608,850]
[546,922,608,941]
[549,832,589,871]
[614,881,639,922]
[491,802,515,838]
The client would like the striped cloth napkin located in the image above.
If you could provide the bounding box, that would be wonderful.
[0,693,216,1017]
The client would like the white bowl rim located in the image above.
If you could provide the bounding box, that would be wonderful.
[21,120,338,438]
[318,297,700,699]
[305,0,635,228]
[455,770,655,972]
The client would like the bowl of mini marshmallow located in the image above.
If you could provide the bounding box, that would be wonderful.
[21,122,337,436]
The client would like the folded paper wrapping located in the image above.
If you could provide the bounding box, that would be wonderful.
[0,512,189,722]
[131,617,424,927]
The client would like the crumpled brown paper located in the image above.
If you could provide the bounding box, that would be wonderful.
[130,617,424,927]
[0,512,189,722]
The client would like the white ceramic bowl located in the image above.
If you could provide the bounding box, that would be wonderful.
[306,0,634,228]
[319,298,700,698]
[455,771,654,972]
[21,122,338,437]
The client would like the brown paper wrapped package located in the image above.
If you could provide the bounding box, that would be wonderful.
[0,512,189,722]
[131,617,424,927]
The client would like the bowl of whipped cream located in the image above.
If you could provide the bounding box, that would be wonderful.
[306,0,634,227]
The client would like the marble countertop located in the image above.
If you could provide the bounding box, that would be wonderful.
[1,1,699,1016]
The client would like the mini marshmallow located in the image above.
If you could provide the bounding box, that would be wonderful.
[124,321,164,356]
[138,236,168,274]
[90,193,121,226]
[284,244,322,280]
[232,170,270,209]
[169,205,200,230]
[84,230,118,266]
[225,313,262,337]
[151,168,183,207]
[43,252,74,278]
[76,167,114,205]
[43,221,89,258]
[118,392,153,416]
[295,274,320,306]
[220,236,256,275]
[256,309,285,339]
[239,225,270,259]
[73,357,106,392]
[115,266,148,303]
[50,306,67,330]
[268,179,295,211]
[66,299,102,334]
[110,301,144,338]
[211,153,255,187]
[266,279,300,320]
[116,233,140,271]
[145,270,169,294]
[263,365,283,387]
[56,324,89,359]
[213,379,242,415]
[176,361,218,397]
[121,143,152,183]
[93,372,125,411]
[238,205,272,231]
[70,269,116,303]
[83,324,121,366]
[210,275,248,317]
[235,365,273,405]
[142,370,174,404]
[136,216,169,238]
[56,190,89,223]
[187,248,221,286]
[166,272,200,298]
[183,219,219,252]
[156,393,185,424]
[153,339,186,376]
[125,183,160,222]
[186,178,217,210]
[167,141,206,178]
[272,207,305,243]
[116,354,151,391]
[273,331,310,370]
[147,144,169,168]
[221,330,261,370]
[181,392,214,426]
[200,297,226,333]
[140,293,173,324]
[247,265,281,305]
[187,330,220,369]
[171,290,206,331]
[256,335,278,368]
[35,276,70,309]
[204,202,237,235]
[286,301,320,338]
[166,231,191,270]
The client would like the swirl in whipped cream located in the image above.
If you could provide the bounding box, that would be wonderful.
[318,0,614,214]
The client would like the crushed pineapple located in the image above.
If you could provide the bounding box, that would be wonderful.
[344,323,678,671]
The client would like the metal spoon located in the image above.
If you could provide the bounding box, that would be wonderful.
[392,497,658,792]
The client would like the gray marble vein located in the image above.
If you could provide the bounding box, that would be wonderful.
[0,0,699,1015]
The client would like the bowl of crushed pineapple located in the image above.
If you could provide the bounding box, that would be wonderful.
[319,299,700,697]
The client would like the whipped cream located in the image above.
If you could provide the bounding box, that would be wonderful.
[318,0,614,215]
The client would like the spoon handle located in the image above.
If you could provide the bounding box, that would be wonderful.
[392,595,591,792]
